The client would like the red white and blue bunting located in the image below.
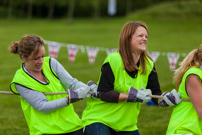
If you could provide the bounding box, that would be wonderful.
[167,53,180,72]
[47,42,61,59]
[86,47,99,65]
[106,48,118,56]
[45,40,186,72]
[67,44,79,63]
[148,52,160,63]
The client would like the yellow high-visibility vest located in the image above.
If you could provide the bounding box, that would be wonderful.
[166,67,202,135]
[82,52,154,131]
[11,57,83,135]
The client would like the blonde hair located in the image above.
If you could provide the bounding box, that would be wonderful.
[174,44,202,89]
[119,21,152,74]
[8,35,45,59]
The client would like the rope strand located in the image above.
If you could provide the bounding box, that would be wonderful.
[0,91,190,101]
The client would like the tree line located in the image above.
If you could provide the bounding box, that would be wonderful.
[0,0,186,22]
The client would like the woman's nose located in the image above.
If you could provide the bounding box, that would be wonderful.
[39,57,44,63]
[143,36,147,41]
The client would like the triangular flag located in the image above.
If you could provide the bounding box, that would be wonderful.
[167,53,180,72]
[67,44,79,63]
[47,42,61,59]
[148,51,160,63]
[106,48,118,56]
[86,47,99,65]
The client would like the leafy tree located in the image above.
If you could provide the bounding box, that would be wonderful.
[47,0,57,19]
[67,0,75,23]
[7,0,12,19]
[92,0,100,22]
[27,0,33,20]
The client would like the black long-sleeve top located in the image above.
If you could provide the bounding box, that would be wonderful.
[98,61,162,105]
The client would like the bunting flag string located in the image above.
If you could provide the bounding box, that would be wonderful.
[47,42,61,59]
[106,48,118,56]
[86,47,99,65]
[45,40,85,53]
[148,51,160,63]
[167,53,180,72]
[67,44,79,63]
[44,40,186,71]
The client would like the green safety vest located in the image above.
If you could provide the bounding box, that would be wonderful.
[82,52,154,131]
[10,57,83,135]
[166,67,202,135]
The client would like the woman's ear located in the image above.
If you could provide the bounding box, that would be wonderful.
[21,54,26,61]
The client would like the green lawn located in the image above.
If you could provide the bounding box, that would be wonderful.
[0,3,202,134]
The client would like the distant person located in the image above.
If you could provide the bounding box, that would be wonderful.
[8,35,96,135]
[166,44,202,135]
[82,21,181,135]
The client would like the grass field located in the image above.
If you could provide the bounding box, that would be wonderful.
[0,1,202,135]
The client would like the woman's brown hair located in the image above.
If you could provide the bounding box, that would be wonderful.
[8,35,45,59]
[119,21,152,74]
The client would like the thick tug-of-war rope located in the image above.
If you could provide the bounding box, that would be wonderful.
[0,91,190,101]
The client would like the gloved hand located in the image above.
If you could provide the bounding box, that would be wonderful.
[126,87,152,103]
[158,89,181,107]
[68,86,91,103]
[87,80,99,98]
